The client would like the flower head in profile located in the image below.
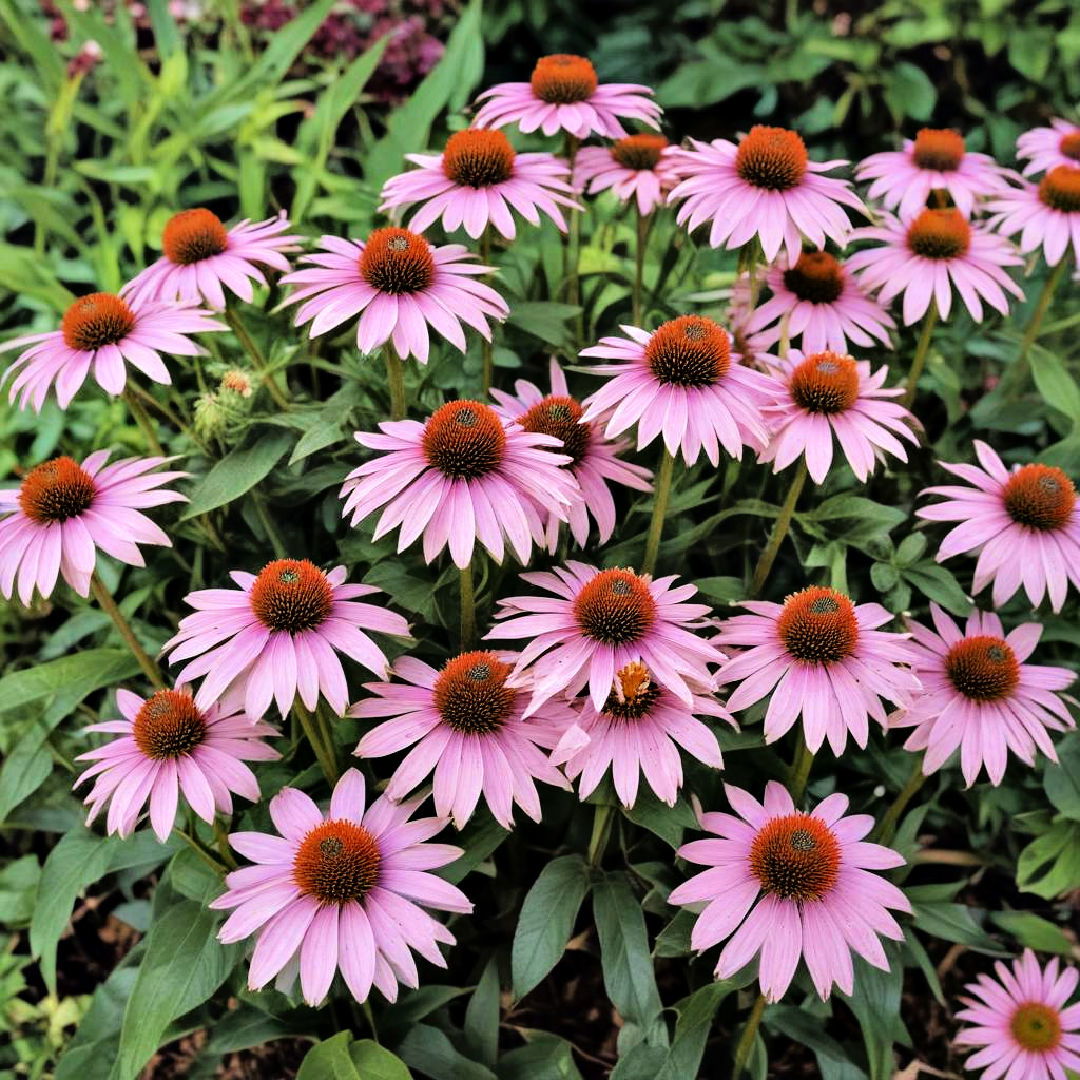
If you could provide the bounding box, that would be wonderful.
[351,650,574,829]
[575,135,683,214]
[340,400,579,569]
[0,452,186,604]
[669,126,867,263]
[579,315,774,466]
[164,559,410,718]
[1017,118,1080,177]
[550,661,735,808]
[716,587,919,755]
[957,950,1080,1080]
[75,688,279,842]
[1,292,224,411]
[669,783,910,1001]
[122,208,301,310]
[917,440,1080,611]
[280,227,508,363]
[472,54,660,139]
[211,769,472,1005]
[986,167,1080,267]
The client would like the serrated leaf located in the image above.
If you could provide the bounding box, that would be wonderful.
[181,429,294,518]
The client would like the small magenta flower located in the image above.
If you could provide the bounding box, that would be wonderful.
[574,135,683,214]
[1017,118,1080,177]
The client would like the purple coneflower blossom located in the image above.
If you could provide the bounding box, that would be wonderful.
[550,661,734,808]
[164,559,410,717]
[340,400,578,568]
[917,440,1080,612]
[0,452,185,603]
[670,783,911,1001]
[668,126,867,264]
[486,562,724,715]
[715,586,919,755]
[1017,118,1080,177]
[759,350,920,484]
[579,315,774,466]
[985,167,1080,267]
[75,688,279,842]
[211,769,471,1005]
[280,227,508,364]
[574,135,683,214]
[891,604,1075,786]
[472,54,660,140]
[122,209,301,310]
[490,358,652,550]
[1,292,224,411]
[351,650,574,829]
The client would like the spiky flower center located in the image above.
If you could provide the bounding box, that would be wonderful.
[61,292,136,352]
[612,134,669,171]
[789,351,860,414]
[749,813,841,902]
[782,250,845,304]
[1038,166,1080,213]
[644,315,731,388]
[250,559,334,634]
[359,227,435,294]
[906,208,971,259]
[945,635,1019,702]
[132,690,207,759]
[18,457,96,523]
[519,394,590,466]
[162,208,229,265]
[422,400,507,479]
[602,661,661,720]
[777,587,859,663]
[432,651,517,735]
[735,126,808,191]
[293,821,381,904]
[573,568,657,645]
[530,54,598,104]
[1010,1002,1063,1052]
[1002,463,1076,531]
[442,129,516,188]
[1060,132,1080,162]
[912,128,965,172]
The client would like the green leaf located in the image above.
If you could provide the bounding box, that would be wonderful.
[911,902,1008,955]
[507,302,583,348]
[902,562,971,616]
[840,949,907,1080]
[991,910,1076,956]
[1030,345,1080,426]
[1044,734,1080,820]
[0,648,140,716]
[1017,820,1080,898]
[395,1024,497,1080]
[349,1040,413,1080]
[497,1031,583,1080]
[463,955,500,1068]
[297,1032,361,1080]
[0,854,41,927]
[55,967,138,1080]
[766,1005,866,1080]
[624,790,697,848]
[181,429,294,518]
[655,981,739,1080]
[882,61,936,122]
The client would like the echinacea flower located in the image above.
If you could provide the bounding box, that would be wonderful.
[280,227,508,364]
[1017,118,1080,177]
[487,562,724,714]
[669,782,910,1001]
[340,400,579,568]
[351,650,574,829]
[472,54,660,140]
[846,208,1024,324]
[715,587,919,755]
[211,769,471,1005]
[745,250,895,355]
[121,208,301,310]
[1,292,224,411]
[489,357,652,550]
[986,167,1080,267]
[917,440,1080,612]
[668,126,867,263]
[574,135,683,214]
[890,605,1075,786]
[957,950,1080,1080]
[164,559,410,717]
[0,452,186,603]
[379,129,578,240]
[579,315,774,466]
[550,660,734,808]
[855,129,1012,219]
[759,350,919,484]
[75,688,279,842]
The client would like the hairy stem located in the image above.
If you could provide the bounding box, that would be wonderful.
[731,992,768,1077]
[384,345,407,422]
[750,460,808,598]
[122,387,164,457]
[633,207,650,325]
[90,571,164,689]
[874,757,927,845]
[642,448,676,576]
[225,307,290,410]
[459,559,477,650]
[902,299,939,406]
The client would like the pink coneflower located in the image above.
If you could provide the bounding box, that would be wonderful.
[986,168,1080,266]
[211,769,471,1005]
[339,400,578,568]
[1,292,224,411]
[669,783,910,1001]
[918,441,1080,612]
[351,650,574,829]
[668,127,866,263]
[164,559,410,717]
[855,129,1012,219]
[121,208,301,310]
[379,129,578,240]
[746,250,895,355]
[715,586,919,755]
[0,452,185,604]
[489,358,652,550]
[845,208,1024,324]
[956,950,1080,1080]
[486,562,724,714]
[280,227,508,363]
[550,661,734,808]
[75,688,279,842]
[472,54,660,140]
[574,135,683,214]
[759,350,920,484]
[1017,118,1080,177]
[890,604,1075,786]
[578,315,774,466]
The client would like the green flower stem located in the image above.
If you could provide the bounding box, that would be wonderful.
[588,802,616,866]
[294,700,337,784]
[178,826,227,874]
[1004,257,1069,397]
[787,730,814,804]
[902,298,938,407]
[480,227,495,395]
[642,447,676,576]
[89,571,164,689]
[384,345,407,422]
[564,134,583,341]
[459,558,477,650]
[732,992,768,1077]
[122,387,164,457]
[126,382,209,453]
[874,757,927,845]
[213,819,238,870]
[633,207,650,325]
[225,307,290,411]
[750,460,808,598]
